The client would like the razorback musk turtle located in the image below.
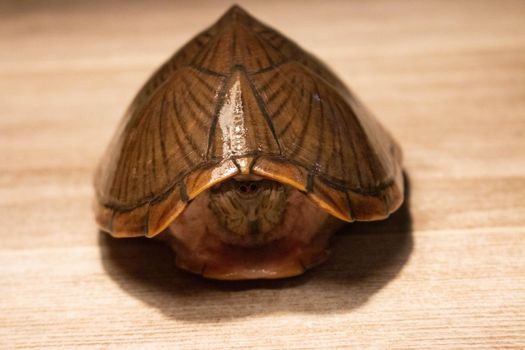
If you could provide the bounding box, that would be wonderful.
[94,5,404,280]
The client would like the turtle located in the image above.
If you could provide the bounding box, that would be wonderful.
[94,5,404,280]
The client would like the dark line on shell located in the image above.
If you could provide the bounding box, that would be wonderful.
[382,193,390,216]
[325,95,344,178]
[110,122,133,201]
[256,70,279,93]
[334,99,364,187]
[306,172,315,193]
[194,30,214,48]
[135,112,148,201]
[143,203,150,236]
[270,87,294,120]
[232,158,242,172]
[148,104,158,189]
[180,181,189,202]
[196,32,221,69]
[194,30,213,48]
[206,76,230,159]
[279,97,299,137]
[173,90,204,158]
[166,94,195,168]
[255,57,264,70]
[266,79,287,105]
[288,79,315,157]
[207,32,223,70]
[345,191,354,222]
[190,65,227,77]
[231,23,238,63]
[253,62,287,75]
[250,26,276,66]
[109,209,116,234]
[248,155,259,173]
[158,92,170,178]
[239,79,264,152]
[256,28,280,41]
[313,83,326,169]
[185,82,213,119]
[144,107,156,198]
[242,67,282,154]
[266,75,296,108]
[194,71,218,93]
[122,115,146,202]
[114,132,130,201]
[184,87,213,131]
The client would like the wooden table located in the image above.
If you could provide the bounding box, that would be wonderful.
[1,0,524,348]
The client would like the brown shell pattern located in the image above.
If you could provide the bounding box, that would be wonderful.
[94,5,404,238]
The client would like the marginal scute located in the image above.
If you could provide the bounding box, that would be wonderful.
[185,159,239,200]
[385,166,405,213]
[94,204,113,234]
[307,177,353,222]
[347,167,403,221]
[252,157,308,192]
[147,184,187,237]
[112,205,149,238]
[347,192,388,221]
[251,157,359,222]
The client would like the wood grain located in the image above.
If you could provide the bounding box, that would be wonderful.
[1,0,524,348]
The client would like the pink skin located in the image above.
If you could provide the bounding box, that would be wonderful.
[157,188,344,280]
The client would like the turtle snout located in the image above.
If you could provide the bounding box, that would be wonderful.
[236,181,260,196]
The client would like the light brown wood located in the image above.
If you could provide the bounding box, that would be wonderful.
[1,0,524,348]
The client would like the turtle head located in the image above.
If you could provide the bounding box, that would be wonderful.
[207,176,289,246]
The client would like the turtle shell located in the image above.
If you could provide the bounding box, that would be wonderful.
[94,5,404,238]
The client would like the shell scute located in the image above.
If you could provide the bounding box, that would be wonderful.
[146,184,187,237]
[184,159,239,200]
[112,205,149,238]
[308,177,353,222]
[251,157,309,192]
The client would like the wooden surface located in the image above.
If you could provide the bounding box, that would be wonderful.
[1,0,524,348]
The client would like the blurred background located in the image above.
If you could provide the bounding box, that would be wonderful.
[1,1,524,348]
